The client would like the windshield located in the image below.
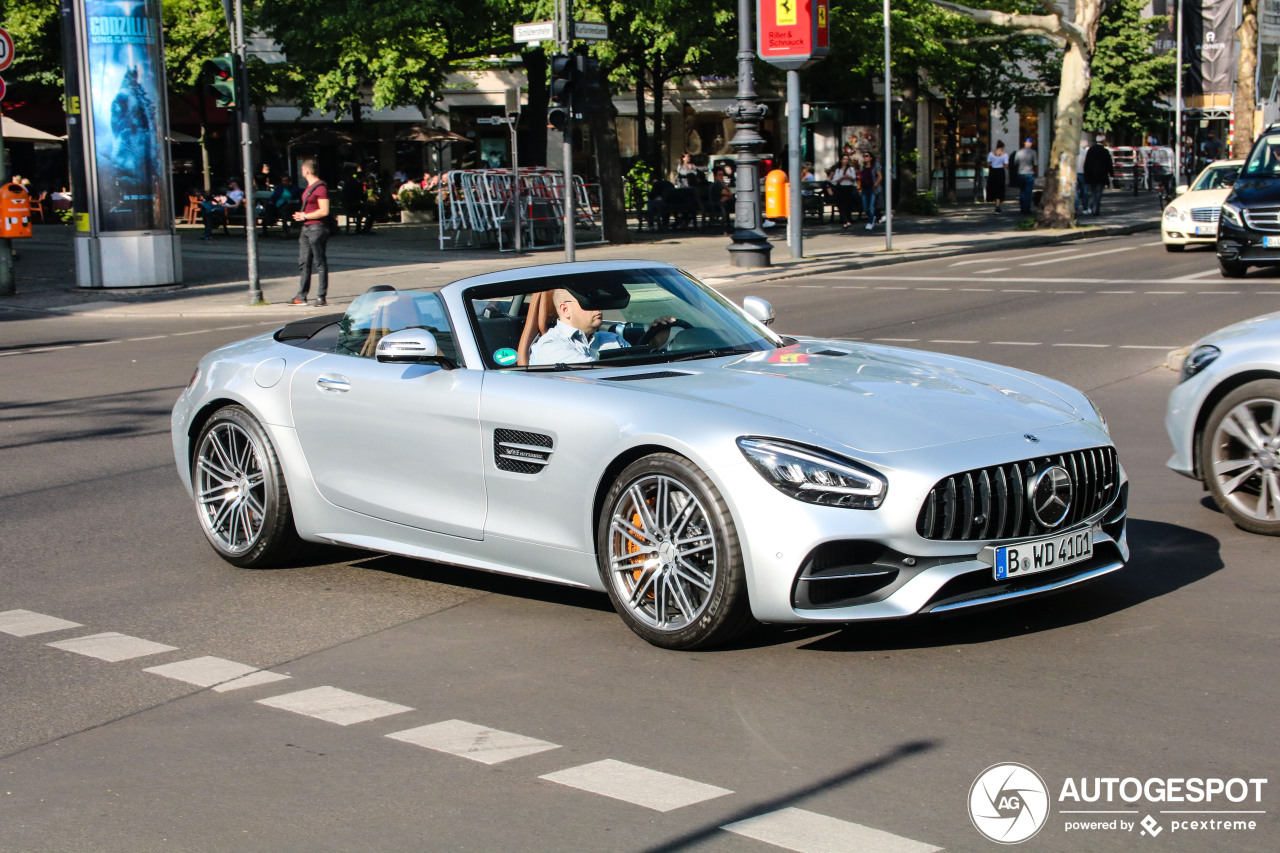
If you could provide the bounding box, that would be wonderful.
[465,267,782,369]
[1191,163,1239,190]
[1241,135,1280,178]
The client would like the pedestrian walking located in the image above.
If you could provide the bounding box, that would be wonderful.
[830,153,859,230]
[859,154,883,230]
[1075,136,1089,215]
[291,159,330,307]
[1083,134,1114,216]
[986,141,1009,214]
[1013,137,1038,214]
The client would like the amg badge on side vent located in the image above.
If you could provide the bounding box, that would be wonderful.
[494,428,554,474]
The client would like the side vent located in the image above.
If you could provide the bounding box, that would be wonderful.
[814,348,851,357]
[494,429,553,474]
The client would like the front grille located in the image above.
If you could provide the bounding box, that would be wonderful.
[493,428,553,474]
[1243,206,1280,232]
[917,446,1120,541]
[1190,207,1220,223]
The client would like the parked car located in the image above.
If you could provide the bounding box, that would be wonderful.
[1167,311,1280,535]
[172,261,1128,649]
[1217,125,1280,277]
[1161,159,1243,251]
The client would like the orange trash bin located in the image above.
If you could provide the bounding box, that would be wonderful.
[764,169,789,219]
[1,183,33,238]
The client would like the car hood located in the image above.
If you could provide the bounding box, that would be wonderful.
[1226,176,1280,207]
[1169,186,1232,212]
[596,341,1087,454]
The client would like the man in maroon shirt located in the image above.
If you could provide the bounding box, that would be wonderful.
[291,159,330,306]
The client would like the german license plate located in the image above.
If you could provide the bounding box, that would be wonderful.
[994,527,1093,580]
[1194,226,1215,236]
[1264,236,1280,248]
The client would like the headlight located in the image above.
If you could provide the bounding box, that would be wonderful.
[737,437,887,509]
[1220,203,1243,227]
[186,365,202,392]
[1085,395,1109,434]
[1163,206,1183,222]
[1181,344,1221,382]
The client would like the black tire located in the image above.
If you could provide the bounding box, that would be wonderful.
[191,405,303,567]
[1164,242,1185,253]
[1199,379,1280,536]
[1219,259,1248,278]
[597,453,756,649]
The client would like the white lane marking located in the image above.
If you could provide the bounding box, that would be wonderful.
[1001,288,1039,293]
[1120,345,1179,350]
[948,246,1077,266]
[256,686,413,726]
[540,759,732,812]
[991,341,1041,346]
[930,339,978,344]
[1145,290,1185,294]
[1201,290,1240,294]
[796,285,826,289]
[970,271,1006,275]
[959,287,994,291]
[1173,268,1222,281]
[873,286,908,290]
[831,285,868,289]
[78,340,122,347]
[171,329,217,336]
[916,287,952,291]
[0,609,83,637]
[144,656,260,687]
[874,338,919,342]
[1144,240,1166,245]
[46,632,178,662]
[388,719,560,765]
[126,335,167,341]
[212,670,291,692]
[1054,343,1110,348]
[1020,245,1138,266]
[1053,290,1085,293]
[1098,290,1135,294]
[723,807,943,853]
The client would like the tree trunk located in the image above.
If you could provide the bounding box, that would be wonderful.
[944,107,958,203]
[589,89,632,244]
[1036,39,1089,228]
[636,56,649,169]
[652,63,666,174]
[899,69,919,193]
[1234,0,1259,158]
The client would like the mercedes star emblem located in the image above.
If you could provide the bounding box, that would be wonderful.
[1029,465,1073,528]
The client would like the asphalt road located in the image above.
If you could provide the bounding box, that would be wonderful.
[1,236,1275,853]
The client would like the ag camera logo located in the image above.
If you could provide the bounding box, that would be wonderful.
[970,763,1051,844]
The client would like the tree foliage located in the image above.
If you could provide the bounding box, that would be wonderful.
[1084,0,1175,140]
[3,0,65,100]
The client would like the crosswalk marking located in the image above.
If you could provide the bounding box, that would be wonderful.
[0,609,82,637]
[388,719,560,764]
[212,670,292,692]
[256,686,413,725]
[541,759,732,812]
[46,632,178,662]
[723,807,943,853]
[144,656,260,687]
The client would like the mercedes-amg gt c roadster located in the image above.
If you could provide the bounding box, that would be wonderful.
[172,261,1128,648]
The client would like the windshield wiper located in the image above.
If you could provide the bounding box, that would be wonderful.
[523,361,604,372]
[666,345,759,363]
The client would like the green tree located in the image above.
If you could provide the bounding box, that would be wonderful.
[1084,0,1175,141]
[3,0,66,100]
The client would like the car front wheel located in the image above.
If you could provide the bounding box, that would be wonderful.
[597,453,755,649]
[192,405,302,566]
[1201,379,1280,535]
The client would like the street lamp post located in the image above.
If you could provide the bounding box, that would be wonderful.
[726,0,772,268]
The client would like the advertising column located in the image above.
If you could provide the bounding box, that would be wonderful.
[61,0,181,288]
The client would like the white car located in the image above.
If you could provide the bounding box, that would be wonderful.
[1167,310,1280,534]
[1161,159,1244,251]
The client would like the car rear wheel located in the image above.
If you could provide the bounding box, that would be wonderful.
[192,405,302,566]
[1200,379,1280,535]
[1219,259,1248,278]
[597,453,755,649]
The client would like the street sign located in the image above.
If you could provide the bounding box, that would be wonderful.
[573,21,609,41]
[0,77,6,102]
[0,27,15,73]
[514,21,556,43]
[757,0,830,70]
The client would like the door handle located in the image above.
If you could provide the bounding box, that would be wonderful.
[316,375,350,392]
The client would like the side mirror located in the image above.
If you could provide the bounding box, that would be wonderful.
[742,296,776,327]
[1175,184,1189,195]
[375,328,455,369]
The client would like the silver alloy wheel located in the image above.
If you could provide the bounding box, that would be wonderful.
[1209,396,1280,522]
[607,474,717,632]
[195,421,268,555]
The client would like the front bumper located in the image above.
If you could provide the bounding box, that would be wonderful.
[1216,216,1280,264]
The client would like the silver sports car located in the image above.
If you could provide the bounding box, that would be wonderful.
[172,260,1128,649]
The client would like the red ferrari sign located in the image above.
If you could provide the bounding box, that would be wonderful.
[757,0,829,70]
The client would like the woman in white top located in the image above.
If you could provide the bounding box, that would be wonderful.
[986,141,1009,213]
[830,153,859,230]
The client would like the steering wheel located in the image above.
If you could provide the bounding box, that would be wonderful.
[637,318,693,347]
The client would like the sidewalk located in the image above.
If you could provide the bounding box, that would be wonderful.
[0,189,1161,319]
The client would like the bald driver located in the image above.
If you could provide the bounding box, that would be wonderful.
[528,288,630,365]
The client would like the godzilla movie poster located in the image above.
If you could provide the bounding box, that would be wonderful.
[84,0,170,232]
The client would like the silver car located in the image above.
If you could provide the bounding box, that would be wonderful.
[1166,310,1280,535]
[172,261,1128,649]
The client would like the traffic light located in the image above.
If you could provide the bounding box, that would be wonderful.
[573,53,602,116]
[202,54,238,108]
[548,54,574,131]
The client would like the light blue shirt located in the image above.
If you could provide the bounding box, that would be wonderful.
[529,319,629,365]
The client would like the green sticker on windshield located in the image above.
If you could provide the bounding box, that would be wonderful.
[494,347,518,366]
